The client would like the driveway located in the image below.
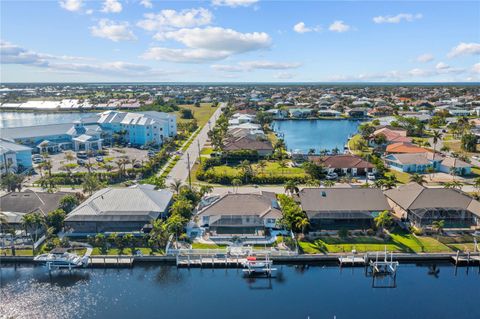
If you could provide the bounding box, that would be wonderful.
[165,103,225,185]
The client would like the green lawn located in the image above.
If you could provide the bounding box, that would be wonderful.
[191,242,227,249]
[91,247,154,255]
[299,231,452,254]
[209,161,307,179]
[0,249,34,256]
[176,103,217,127]
[200,147,214,155]
[386,169,412,184]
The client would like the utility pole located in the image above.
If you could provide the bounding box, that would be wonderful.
[187,152,192,188]
[197,139,202,164]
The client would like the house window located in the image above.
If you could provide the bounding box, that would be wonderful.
[202,216,209,224]
[267,218,275,224]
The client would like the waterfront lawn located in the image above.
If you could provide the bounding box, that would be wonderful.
[91,247,155,256]
[299,231,452,254]
[176,103,216,127]
[191,242,227,249]
[0,248,34,256]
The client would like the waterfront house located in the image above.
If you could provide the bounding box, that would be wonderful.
[0,190,68,233]
[384,152,471,176]
[370,127,412,146]
[265,108,288,119]
[298,188,391,230]
[195,192,283,237]
[347,107,369,118]
[384,183,480,228]
[288,108,313,118]
[308,154,376,176]
[64,185,173,235]
[0,139,33,173]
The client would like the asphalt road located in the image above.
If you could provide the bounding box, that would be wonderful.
[165,102,225,186]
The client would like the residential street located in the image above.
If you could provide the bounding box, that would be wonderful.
[165,102,225,185]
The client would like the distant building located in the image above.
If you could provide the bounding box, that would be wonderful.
[0,110,177,153]
[64,185,173,235]
[0,139,33,173]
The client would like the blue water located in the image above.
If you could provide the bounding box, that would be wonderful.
[0,112,96,128]
[272,120,360,153]
[1,263,478,319]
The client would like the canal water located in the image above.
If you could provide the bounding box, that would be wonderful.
[1,263,478,319]
[272,120,360,154]
[0,112,96,128]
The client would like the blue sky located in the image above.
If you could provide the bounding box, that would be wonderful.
[1,0,479,82]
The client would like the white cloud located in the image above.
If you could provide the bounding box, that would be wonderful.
[473,63,480,74]
[328,20,351,33]
[137,8,213,33]
[85,9,93,15]
[101,0,122,13]
[274,72,295,80]
[435,62,449,70]
[435,62,464,74]
[141,47,230,63]
[212,60,301,72]
[416,53,434,63]
[1,41,176,78]
[212,0,258,7]
[447,42,480,58]
[373,13,422,24]
[90,19,136,42]
[293,22,321,34]
[408,68,433,77]
[140,0,153,8]
[59,0,83,12]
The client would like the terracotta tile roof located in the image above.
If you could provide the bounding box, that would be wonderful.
[386,142,430,154]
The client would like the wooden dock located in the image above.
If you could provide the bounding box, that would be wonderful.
[338,255,367,267]
[88,256,134,268]
[451,251,480,266]
[176,254,247,268]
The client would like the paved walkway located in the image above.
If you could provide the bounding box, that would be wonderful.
[165,102,225,185]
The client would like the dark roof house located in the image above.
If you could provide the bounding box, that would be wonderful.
[385,183,480,228]
[298,188,391,230]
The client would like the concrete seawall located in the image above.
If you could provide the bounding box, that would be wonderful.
[0,253,463,267]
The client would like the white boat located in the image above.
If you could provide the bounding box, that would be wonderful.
[34,248,90,270]
[242,256,276,276]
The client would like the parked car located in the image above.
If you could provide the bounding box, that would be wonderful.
[77,152,88,159]
[472,155,480,161]
[32,155,44,164]
[77,159,86,165]
[133,163,142,169]
[326,172,338,180]
[367,172,376,180]
[96,156,104,162]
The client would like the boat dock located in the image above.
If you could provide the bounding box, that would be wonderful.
[451,251,480,266]
[176,254,247,268]
[88,256,134,268]
[338,254,368,266]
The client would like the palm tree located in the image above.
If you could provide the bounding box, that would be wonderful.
[426,166,436,181]
[431,220,445,235]
[307,148,315,156]
[199,184,214,197]
[284,180,300,195]
[278,160,288,174]
[232,178,242,193]
[431,130,442,160]
[444,181,462,190]
[21,212,45,244]
[295,217,310,235]
[169,179,183,195]
[257,160,267,174]
[409,173,427,186]
[43,160,53,177]
[474,177,480,194]
[374,210,393,233]
[322,180,335,187]
[64,151,75,162]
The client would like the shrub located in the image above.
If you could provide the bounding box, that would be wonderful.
[338,228,349,238]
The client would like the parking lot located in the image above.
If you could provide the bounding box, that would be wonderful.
[27,147,151,183]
